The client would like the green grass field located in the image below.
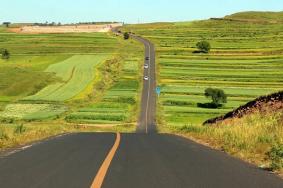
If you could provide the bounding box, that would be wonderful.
[0,103,66,120]
[123,13,283,127]
[24,55,108,101]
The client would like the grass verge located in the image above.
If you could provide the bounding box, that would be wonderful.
[0,121,135,151]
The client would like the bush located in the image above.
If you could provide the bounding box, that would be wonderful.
[1,118,15,124]
[196,41,211,53]
[268,144,283,170]
[14,124,26,134]
[124,32,130,40]
[1,49,10,60]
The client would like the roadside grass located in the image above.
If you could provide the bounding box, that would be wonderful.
[0,121,135,151]
[168,109,283,174]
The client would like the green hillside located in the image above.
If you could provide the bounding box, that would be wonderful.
[224,11,283,23]
[123,11,283,127]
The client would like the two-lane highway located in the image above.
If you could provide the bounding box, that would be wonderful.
[0,133,283,188]
[132,35,157,134]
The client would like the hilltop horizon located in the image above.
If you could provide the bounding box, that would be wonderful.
[1,0,283,23]
[4,10,283,25]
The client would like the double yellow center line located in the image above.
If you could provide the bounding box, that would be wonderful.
[90,133,121,188]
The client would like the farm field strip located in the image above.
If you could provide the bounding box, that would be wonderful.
[24,55,108,102]
[0,103,67,120]
[0,32,119,55]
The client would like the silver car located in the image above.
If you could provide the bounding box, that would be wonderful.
[144,76,149,81]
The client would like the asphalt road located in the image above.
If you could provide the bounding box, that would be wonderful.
[132,35,157,134]
[0,34,282,188]
[0,133,282,188]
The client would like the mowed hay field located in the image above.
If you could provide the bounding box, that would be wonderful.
[0,26,143,125]
[124,13,283,127]
[24,55,109,102]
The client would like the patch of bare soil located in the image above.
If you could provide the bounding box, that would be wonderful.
[10,23,123,34]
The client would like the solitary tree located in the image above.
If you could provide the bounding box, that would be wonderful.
[124,32,130,40]
[205,88,227,106]
[3,22,11,28]
[196,41,211,53]
[1,49,10,60]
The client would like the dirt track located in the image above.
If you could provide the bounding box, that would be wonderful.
[11,23,123,34]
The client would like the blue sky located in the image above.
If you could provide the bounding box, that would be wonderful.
[1,0,282,23]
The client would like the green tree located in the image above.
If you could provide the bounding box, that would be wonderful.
[205,88,227,106]
[1,49,10,60]
[3,22,11,28]
[196,41,211,53]
[124,32,130,40]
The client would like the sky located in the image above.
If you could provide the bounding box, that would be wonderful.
[0,0,282,24]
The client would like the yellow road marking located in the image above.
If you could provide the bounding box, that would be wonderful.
[90,133,121,188]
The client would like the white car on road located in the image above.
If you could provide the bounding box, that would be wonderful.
[144,64,149,69]
[144,76,149,81]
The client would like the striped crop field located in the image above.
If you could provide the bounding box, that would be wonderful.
[66,56,143,124]
[24,55,108,102]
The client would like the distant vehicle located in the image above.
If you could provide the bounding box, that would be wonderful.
[144,76,149,81]
[145,57,150,61]
[144,64,149,69]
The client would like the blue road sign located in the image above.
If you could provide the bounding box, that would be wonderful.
[156,86,161,96]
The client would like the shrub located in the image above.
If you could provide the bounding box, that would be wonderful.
[268,144,283,170]
[14,124,26,134]
[196,41,211,53]
[124,32,130,40]
[1,49,10,60]
[1,118,15,124]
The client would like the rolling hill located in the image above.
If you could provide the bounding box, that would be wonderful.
[223,11,283,23]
